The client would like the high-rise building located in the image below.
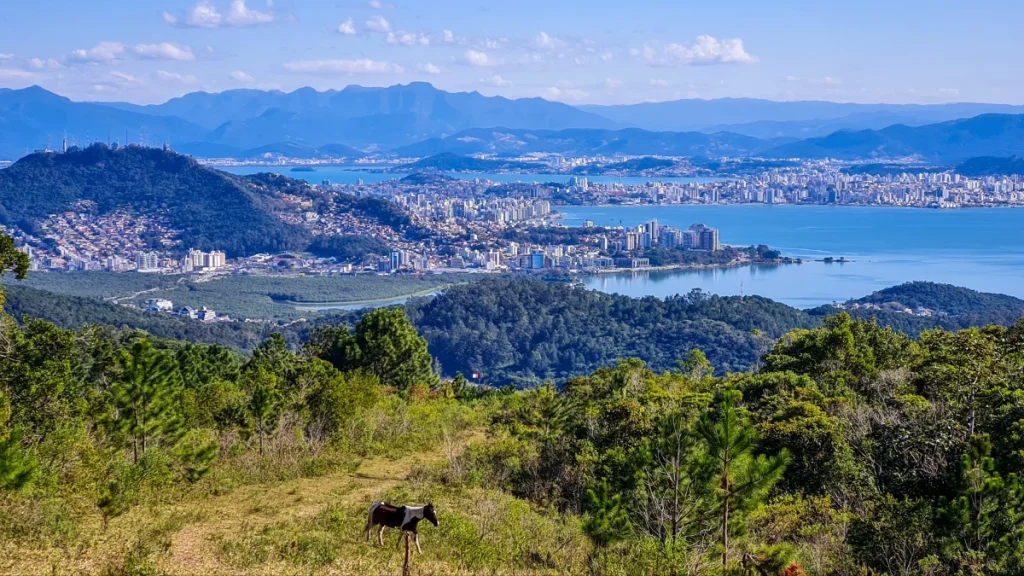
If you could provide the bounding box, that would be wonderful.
[646,219,660,242]
[135,252,160,271]
[626,232,639,251]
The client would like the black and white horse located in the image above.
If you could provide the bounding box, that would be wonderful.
[365,501,439,553]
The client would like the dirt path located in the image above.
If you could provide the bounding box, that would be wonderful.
[160,454,425,575]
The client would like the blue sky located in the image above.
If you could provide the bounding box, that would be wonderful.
[0,0,1016,105]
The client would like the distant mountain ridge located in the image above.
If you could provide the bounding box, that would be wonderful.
[8,84,1024,162]
[0,86,206,160]
[581,98,1024,135]
[767,113,1024,161]
[111,82,621,150]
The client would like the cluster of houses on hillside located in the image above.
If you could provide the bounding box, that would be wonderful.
[144,298,226,322]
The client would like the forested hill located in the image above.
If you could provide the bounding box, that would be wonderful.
[6,275,1024,388]
[404,278,816,386]
[0,144,311,256]
[809,281,1024,333]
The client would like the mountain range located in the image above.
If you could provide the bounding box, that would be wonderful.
[5,83,1024,164]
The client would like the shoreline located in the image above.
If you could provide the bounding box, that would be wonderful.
[553,202,1024,211]
[575,257,800,277]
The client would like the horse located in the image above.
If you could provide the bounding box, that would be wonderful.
[364,501,439,553]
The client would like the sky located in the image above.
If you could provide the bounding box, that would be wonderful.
[0,0,1018,106]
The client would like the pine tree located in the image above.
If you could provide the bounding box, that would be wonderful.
[0,412,36,492]
[107,341,183,464]
[583,478,632,547]
[697,390,789,572]
[940,434,1024,569]
[354,308,437,392]
[246,369,281,457]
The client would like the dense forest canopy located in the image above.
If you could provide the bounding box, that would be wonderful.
[7,276,1024,389]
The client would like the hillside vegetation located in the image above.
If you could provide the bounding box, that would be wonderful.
[0,145,311,256]
[8,275,1024,388]
[5,227,1024,573]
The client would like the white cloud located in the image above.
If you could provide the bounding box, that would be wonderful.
[604,78,623,89]
[463,49,493,67]
[109,71,143,84]
[0,54,13,60]
[364,15,391,33]
[532,31,565,51]
[539,86,589,102]
[167,0,272,29]
[785,75,841,86]
[441,30,456,44]
[387,31,429,46]
[417,63,441,75]
[338,17,356,35]
[230,70,256,83]
[0,69,37,81]
[483,75,512,87]
[649,78,669,87]
[225,0,273,26]
[600,52,613,62]
[369,0,383,7]
[156,70,199,83]
[28,58,62,70]
[132,43,195,61]
[643,35,757,66]
[67,42,126,63]
[283,59,404,74]
[182,1,223,28]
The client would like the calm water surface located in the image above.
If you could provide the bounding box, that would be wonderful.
[560,205,1024,307]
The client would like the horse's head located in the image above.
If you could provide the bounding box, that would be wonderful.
[423,503,439,527]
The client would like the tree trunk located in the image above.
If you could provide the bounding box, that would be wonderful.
[722,492,729,573]
[722,446,731,573]
[969,382,977,436]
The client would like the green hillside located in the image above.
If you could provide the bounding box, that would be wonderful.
[0,144,311,256]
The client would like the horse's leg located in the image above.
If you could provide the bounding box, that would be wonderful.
[378,525,386,547]
[414,532,422,554]
[396,530,403,550]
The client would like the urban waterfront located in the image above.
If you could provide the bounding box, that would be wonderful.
[561,205,1024,306]
[218,165,722,187]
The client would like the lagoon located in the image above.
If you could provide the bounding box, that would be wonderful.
[559,205,1024,307]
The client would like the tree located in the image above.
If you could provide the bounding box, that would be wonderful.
[108,341,183,464]
[0,391,35,492]
[637,409,715,550]
[0,232,29,307]
[939,434,1024,570]
[583,478,632,547]
[305,325,362,374]
[245,369,282,457]
[917,328,1001,437]
[354,308,437,392]
[697,390,789,572]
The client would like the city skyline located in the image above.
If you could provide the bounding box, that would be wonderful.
[0,0,1021,105]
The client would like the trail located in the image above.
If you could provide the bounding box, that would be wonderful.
[160,454,424,576]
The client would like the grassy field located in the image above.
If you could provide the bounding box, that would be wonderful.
[0,429,592,576]
[18,272,463,322]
